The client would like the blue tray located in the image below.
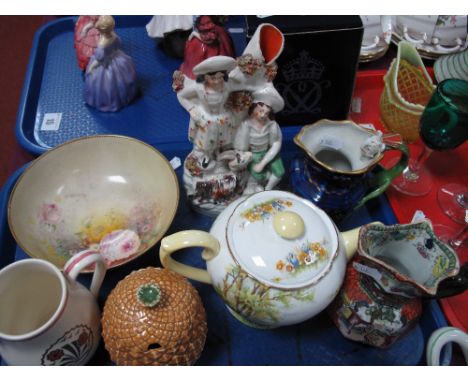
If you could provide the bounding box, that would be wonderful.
[16,16,306,156]
[0,155,451,366]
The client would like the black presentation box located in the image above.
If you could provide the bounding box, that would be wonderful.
[246,16,364,126]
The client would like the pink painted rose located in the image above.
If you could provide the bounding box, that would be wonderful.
[99,229,141,265]
[39,203,61,224]
[128,205,157,237]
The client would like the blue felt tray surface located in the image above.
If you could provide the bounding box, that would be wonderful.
[0,156,451,366]
[16,16,295,156]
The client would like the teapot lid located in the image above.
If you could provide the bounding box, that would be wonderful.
[226,191,339,289]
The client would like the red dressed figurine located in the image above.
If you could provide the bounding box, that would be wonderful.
[180,16,235,79]
[74,15,101,71]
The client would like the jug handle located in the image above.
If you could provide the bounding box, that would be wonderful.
[432,262,468,299]
[426,326,468,366]
[354,141,409,210]
[64,250,107,298]
[160,230,220,284]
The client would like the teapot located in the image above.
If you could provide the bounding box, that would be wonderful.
[160,190,364,329]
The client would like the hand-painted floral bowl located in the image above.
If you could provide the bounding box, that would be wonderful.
[8,135,179,271]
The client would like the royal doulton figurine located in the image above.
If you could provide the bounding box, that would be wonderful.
[145,15,193,58]
[84,15,138,112]
[180,15,235,79]
[74,15,100,71]
[173,23,285,216]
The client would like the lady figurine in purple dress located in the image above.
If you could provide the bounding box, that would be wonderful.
[84,15,138,112]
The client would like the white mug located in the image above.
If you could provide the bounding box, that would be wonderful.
[0,251,106,365]
[426,326,468,366]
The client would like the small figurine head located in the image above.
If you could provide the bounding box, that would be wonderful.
[193,56,237,92]
[249,102,274,123]
[198,71,228,92]
[96,15,115,33]
[195,16,217,45]
[249,87,285,121]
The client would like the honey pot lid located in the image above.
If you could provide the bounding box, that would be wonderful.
[101,267,207,366]
[226,191,339,290]
[103,267,206,329]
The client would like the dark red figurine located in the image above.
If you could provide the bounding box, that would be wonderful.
[180,16,235,79]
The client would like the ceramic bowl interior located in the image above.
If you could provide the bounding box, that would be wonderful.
[8,136,179,271]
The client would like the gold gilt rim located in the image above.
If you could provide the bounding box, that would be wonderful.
[293,119,384,176]
[7,134,180,273]
[359,44,390,63]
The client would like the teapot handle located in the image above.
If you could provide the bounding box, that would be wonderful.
[354,141,409,210]
[160,230,220,284]
[64,250,107,299]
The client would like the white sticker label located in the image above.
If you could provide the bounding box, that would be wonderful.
[228,28,244,34]
[41,113,62,131]
[353,262,382,282]
[351,97,362,113]
[170,156,181,170]
[319,136,343,151]
[411,210,427,223]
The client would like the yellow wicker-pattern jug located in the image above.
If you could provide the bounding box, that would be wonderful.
[380,41,435,143]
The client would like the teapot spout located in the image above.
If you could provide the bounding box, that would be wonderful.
[341,227,361,262]
[341,222,383,262]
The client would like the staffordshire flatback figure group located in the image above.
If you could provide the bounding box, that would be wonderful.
[173,23,286,215]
